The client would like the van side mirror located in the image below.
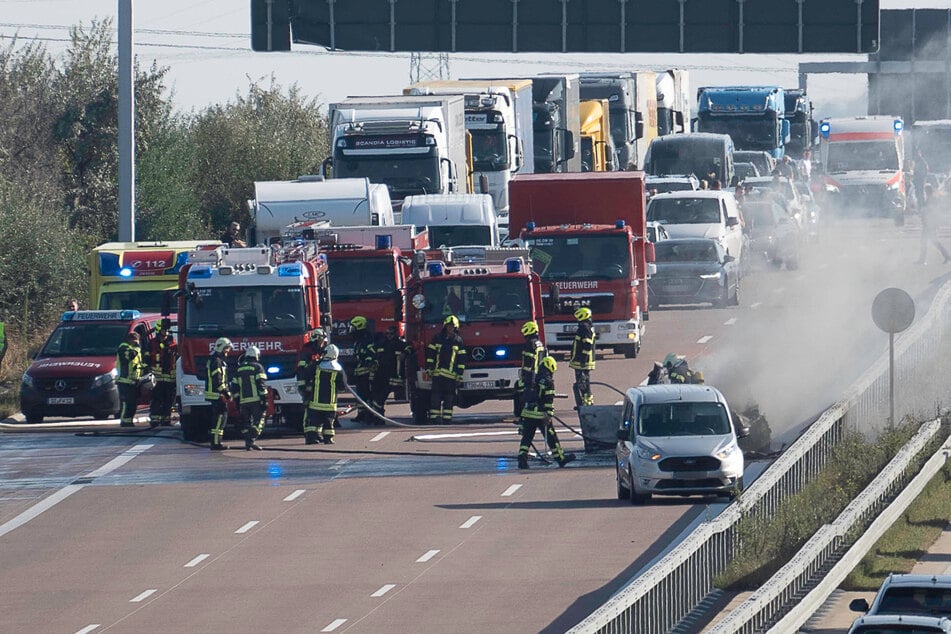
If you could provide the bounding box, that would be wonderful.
[726,216,739,228]
[635,111,645,139]
[479,174,490,195]
[321,157,333,179]
[617,428,629,441]
[723,254,735,264]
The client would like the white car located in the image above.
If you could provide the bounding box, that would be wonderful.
[646,190,745,263]
[646,174,701,194]
[849,614,951,634]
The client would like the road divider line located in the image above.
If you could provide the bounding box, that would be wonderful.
[749,302,762,309]
[371,584,396,597]
[459,516,482,529]
[724,318,737,326]
[369,431,390,442]
[74,625,100,634]
[321,619,347,632]
[234,521,259,534]
[130,589,157,603]
[697,335,713,344]
[283,489,306,502]
[184,554,210,568]
[501,484,522,497]
[416,549,440,563]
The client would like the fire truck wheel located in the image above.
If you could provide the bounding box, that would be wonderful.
[410,388,430,425]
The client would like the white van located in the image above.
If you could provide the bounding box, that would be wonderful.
[615,384,747,504]
[400,193,500,248]
[250,176,395,245]
[646,190,745,262]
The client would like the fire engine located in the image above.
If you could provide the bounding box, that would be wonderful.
[404,247,548,424]
[175,242,332,441]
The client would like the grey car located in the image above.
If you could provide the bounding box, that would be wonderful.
[648,238,739,308]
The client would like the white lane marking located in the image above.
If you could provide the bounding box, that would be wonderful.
[184,554,210,568]
[321,619,348,631]
[772,287,785,294]
[284,490,306,502]
[369,431,390,442]
[749,302,762,309]
[416,549,440,563]
[0,443,152,538]
[501,484,522,497]
[414,430,518,441]
[130,589,157,602]
[723,317,737,326]
[75,626,100,634]
[459,516,482,529]
[329,459,350,471]
[371,584,396,597]
[235,521,259,534]
[696,335,713,344]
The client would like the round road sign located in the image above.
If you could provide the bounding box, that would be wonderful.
[872,288,915,334]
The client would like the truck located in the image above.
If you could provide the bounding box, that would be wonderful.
[404,247,547,423]
[579,99,615,172]
[89,240,222,312]
[249,176,395,246]
[317,224,429,375]
[696,86,790,160]
[400,193,500,247]
[579,72,638,170]
[403,79,534,216]
[324,95,468,212]
[818,116,906,223]
[175,243,332,441]
[655,69,691,136]
[644,132,736,187]
[783,88,818,161]
[508,172,653,359]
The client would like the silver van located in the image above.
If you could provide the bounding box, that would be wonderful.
[400,193,499,248]
[615,384,747,504]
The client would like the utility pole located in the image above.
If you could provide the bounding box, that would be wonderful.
[118,0,135,241]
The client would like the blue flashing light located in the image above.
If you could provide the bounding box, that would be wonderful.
[119,309,141,320]
[98,252,121,276]
[375,234,392,250]
[188,267,212,279]
[525,221,536,232]
[819,121,831,139]
[266,366,280,375]
[427,261,444,277]
[277,263,303,277]
[615,219,626,229]
[119,267,134,278]
[894,119,904,135]
[505,258,521,273]
[494,348,507,358]
[172,251,189,273]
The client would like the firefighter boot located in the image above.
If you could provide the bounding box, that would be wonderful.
[517,454,529,470]
[210,442,228,451]
[558,452,576,467]
[304,431,320,445]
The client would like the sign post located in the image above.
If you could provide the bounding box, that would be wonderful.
[871,288,915,427]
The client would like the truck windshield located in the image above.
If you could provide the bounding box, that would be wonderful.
[421,277,531,324]
[328,256,395,301]
[827,141,899,171]
[647,197,721,224]
[429,225,493,248]
[335,154,440,197]
[637,402,730,437]
[41,323,131,357]
[183,286,306,335]
[99,289,170,312]
[471,129,509,171]
[699,117,778,151]
[526,234,631,280]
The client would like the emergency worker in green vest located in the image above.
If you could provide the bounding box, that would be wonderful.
[569,307,596,407]
[426,315,466,425]
[205,337,233,450]
[303,344,346,445]
[116,331,144,427]
[516,355,575,469]
[231,345,268,451]
[147,318,177,428]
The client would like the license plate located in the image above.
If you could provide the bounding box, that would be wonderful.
[48,397,74,405]
[673,471,706,479]
[562,324,576,333]
[664,280,689,287]
[463,380,496,390]
[339,348,355,357]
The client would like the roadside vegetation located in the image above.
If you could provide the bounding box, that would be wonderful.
[716,420,948,589]
[0,19,331,407]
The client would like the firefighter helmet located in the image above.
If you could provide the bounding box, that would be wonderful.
[574,307,592,321]
[521,321,539,336]
[324,344,340,360]
[214,337,233,353]
[245,345,261,360]
[311,327,327,341]
[444,315,460,328]
[663,352,681,368]
[349,316,367,331]
[541,355,557,374]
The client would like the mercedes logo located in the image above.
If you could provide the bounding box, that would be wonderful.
[54,380,67,392]
[471,347,486,361]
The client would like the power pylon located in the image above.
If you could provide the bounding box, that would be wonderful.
[410,52,450,83]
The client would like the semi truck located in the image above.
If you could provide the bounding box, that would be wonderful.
[249,176,395,245]
[580,99,615,172]
[324,95,468,212]
[696,86,790,160]
[508,172,653,359]
[403,247,547,423]
[579,72,638,170]
[783,88,818,161]
[818,116,906,224]
[403,79,534,216]
[175,242,332,441]
[656,69,691,136]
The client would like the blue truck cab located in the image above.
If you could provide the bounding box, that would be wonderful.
[696,86,790,160]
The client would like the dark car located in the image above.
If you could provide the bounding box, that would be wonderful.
[733,150,776,178]
[648,238,739,308]
[743,199,802,270]
[734,161,760,182]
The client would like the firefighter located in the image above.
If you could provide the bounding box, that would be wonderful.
[297,327,328,403]
[146,318,177,428]
[350,315,378,422]
[426,314,466,425]
[514,320,546,416]
[116,331,144,427]
[205,337,234,450]
[303,344,346,445]
[370,325,410,423]
[664,353,704,384]
[569,307,596,407]
[231,345,268,451]
[517,355,575,469]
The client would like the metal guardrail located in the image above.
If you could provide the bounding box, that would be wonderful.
[568,282,951,634]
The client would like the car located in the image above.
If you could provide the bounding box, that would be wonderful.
[734,161,761,182]
[734,150,776,178]
[615,383,747,504]
[646,174,701,194]
[648,238,739,308]
[646,220,671,243]
[19,309,164,424]
[646,190,745,263]
[742,175,807,229]
[848,614,951,634]
[850,574,951,619]
[743,199,802,270]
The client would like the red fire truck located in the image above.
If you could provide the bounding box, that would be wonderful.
[508,172,653,359]
[175,243,332,441]
[403,247,547,424]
